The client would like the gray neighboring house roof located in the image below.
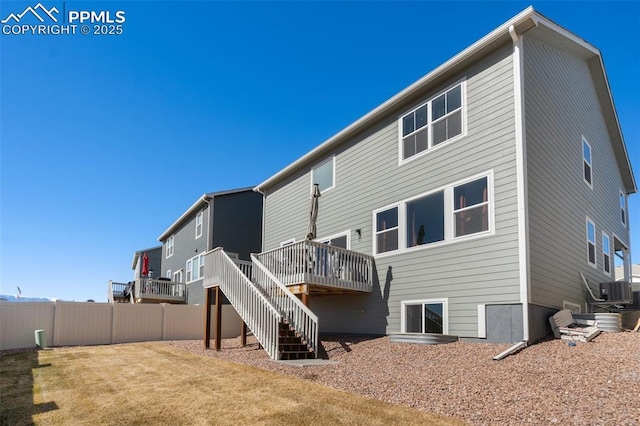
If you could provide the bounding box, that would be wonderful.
[254,6,636,195]
[157,187,255,242]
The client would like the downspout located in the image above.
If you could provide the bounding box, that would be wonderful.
[509,24,531,345]
[204,196,212,251]
[253,187,266,253]
[624,193,632,281]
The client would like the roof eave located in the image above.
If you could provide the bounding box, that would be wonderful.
[534,14,636,194]
[158,194,209,242]
[592,55,637,194]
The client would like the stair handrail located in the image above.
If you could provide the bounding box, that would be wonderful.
[580,272,605,302]
[204,248,282,360]
[251,253,319,357]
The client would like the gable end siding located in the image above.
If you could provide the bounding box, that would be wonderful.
[161,205,209,304]
[524,32,630,309]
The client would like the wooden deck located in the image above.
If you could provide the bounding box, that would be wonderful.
[253,240,374,296]
[287,283,370,296]
[108,279,186,304]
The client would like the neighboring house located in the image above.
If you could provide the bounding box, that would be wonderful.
[243,6,635,348]
[616,264,640,291]
[108,246,176,304]
[131,246,162,280]
[159,187,263,305]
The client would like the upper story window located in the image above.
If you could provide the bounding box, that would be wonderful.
[376,207,399,254]
[195,211,203,239]
[186,253,205,283]
[400,82,465,162]
[311,157,335,192]
[586,218,596,267]
[582,138,593,188]
[374,173,492,255]
[454,177,489,237]
[166,235,174,258]
[406,191,444,247]
[620,191,626,227]
[602,232,611,275]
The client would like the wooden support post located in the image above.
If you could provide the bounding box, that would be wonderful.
[214,286,222,351]
[204,287,212,349]
[301,292,310,308]
[241,321,247,347]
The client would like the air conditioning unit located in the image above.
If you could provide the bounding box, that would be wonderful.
[599,281,633,304]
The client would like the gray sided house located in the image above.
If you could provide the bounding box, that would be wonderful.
[158,188,263,305]
[107,246,164,304]
[131,246,162,280]
[253,8,636,344]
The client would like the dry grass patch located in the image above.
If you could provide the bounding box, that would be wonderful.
[1,342,464,425]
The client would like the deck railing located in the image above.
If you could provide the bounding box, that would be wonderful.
[108,281,132,303]
[253,240,374,292]
[134,278,186,302]
[234,259,253,279]
[204,248,282,360]
[251,254,319,357]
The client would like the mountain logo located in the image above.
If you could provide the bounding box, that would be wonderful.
[1,3,59,24]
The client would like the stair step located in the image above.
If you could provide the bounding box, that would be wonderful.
[279,344,308,351]
[279,350,315,360]
[279,336,303,344]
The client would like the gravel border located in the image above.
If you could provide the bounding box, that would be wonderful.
[165,331,640,425]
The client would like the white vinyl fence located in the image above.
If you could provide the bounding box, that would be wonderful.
[0,301,242,350]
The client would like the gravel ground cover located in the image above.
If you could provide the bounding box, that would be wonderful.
[165,331,640,425]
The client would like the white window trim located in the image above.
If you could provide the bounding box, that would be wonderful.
[166,269,172,279]
[562,300,582,313]
[586,217,597,268]
[372,171,495,258]
[315,230,351,249]
[186,253,205,283]
[280,238,296,247]
[477,304,486,339]
[400,298,449,335]
[310,156,336,194]
[373,205,399,255]
[611,233,630,281]
[582,136,593,189]
[195,211,203,239]
[173,269,183,283]
[602,231,611,276]
[398,79,467,165]
[620,191,627,228]
[166,235,174,258]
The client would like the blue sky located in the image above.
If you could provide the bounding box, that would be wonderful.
[1,1,638,301]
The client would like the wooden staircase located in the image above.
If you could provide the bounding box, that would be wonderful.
[279,320,315,360]
[204,248,319,361]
